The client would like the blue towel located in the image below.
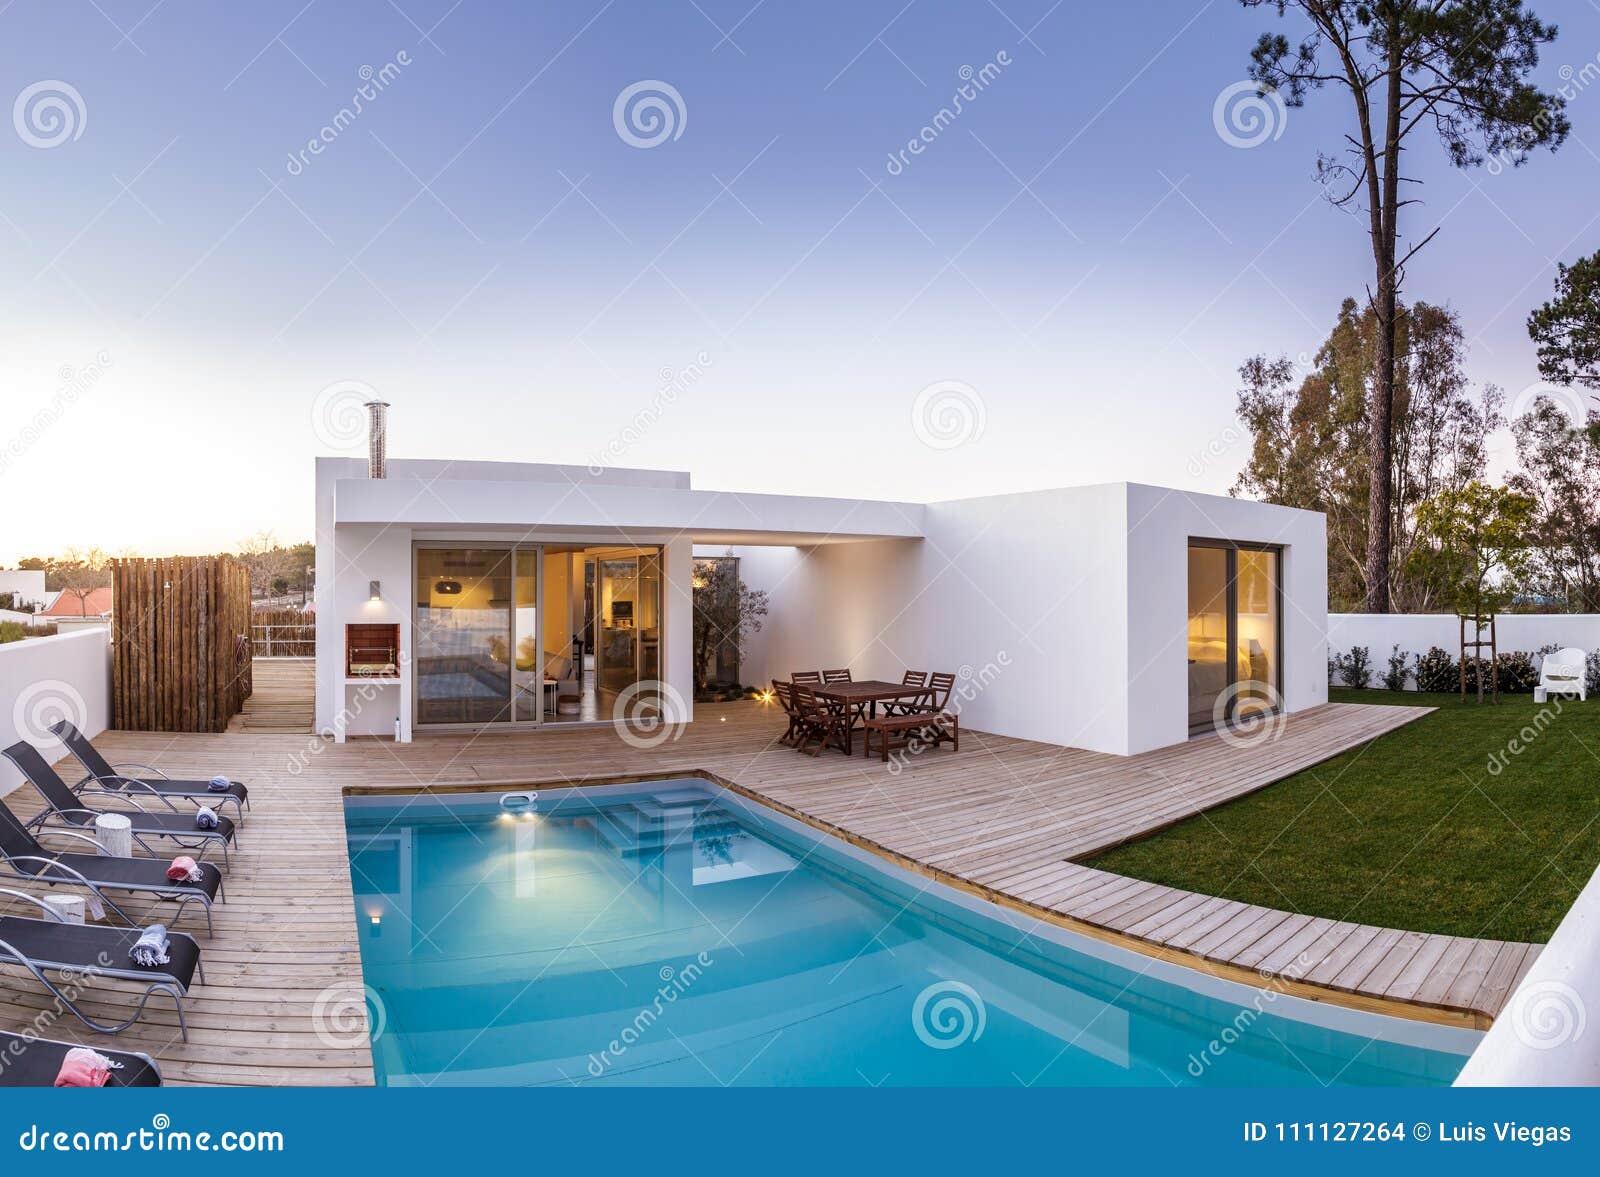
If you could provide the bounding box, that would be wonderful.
[129,924,170,968]
[208,774,232,793]
[194,807,219,831]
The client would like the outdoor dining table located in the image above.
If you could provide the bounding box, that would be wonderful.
[811,680,931,726]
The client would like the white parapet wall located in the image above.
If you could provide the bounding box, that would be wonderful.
[0,629,112,796]
[1328,614,1600,687]
[1455,860,1600,1086]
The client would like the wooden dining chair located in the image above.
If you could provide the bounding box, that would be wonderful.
[910,671,960,750]
[792,683,853,756]
[883,670,929,715]
[791,670,823,685]
[771,680,802,746]
[821,668,853,683]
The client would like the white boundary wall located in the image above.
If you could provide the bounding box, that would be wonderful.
[0,629,112,796]
[1329,614,1600,688]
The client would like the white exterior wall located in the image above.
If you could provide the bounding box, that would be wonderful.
[1329,614,1600,687]
[732,484,1324,756]
[1125,484,1328,754]
[0,629,112,796]
[0,570,48,611]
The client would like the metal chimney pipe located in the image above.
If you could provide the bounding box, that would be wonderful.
[365,400,391,479]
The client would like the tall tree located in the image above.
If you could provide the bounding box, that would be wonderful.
[691,554,768,689]
[1528,249,1600,389]
[1234,297,1500,609]
[1241,0,1567,611]
[1508,400,1600,610]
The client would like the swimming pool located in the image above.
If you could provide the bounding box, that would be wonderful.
[343,779,1476,1086]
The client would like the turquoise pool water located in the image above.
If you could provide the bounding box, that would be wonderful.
[343,780,1475,1086]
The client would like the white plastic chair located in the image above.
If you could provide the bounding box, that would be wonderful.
[1536,647,1587,703]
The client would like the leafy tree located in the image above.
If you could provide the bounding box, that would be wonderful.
[1242,0,1567,612]
[1508,399,1600,610]
[1234,297,1499,609]
[1528,251,1600,388]
[1408,482,1536,699]
[691,554,768,689]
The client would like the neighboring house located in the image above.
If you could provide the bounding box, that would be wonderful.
[316,415,1327,755]
[38,585,113,620]
[0,569,48,612]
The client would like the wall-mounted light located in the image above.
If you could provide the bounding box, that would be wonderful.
[369,580,381,601]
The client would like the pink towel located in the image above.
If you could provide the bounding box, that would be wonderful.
[54,1047,111,1087]
[166,856,200,883]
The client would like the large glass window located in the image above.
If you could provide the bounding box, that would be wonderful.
[414,548,512,726]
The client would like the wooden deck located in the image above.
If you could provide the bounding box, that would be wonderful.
[0,699,1536,1085]
[231,658,315,733]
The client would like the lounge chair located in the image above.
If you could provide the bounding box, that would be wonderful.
[0,796,222,936]
[2,741,237,870]
[50,720,249,821]
[1536,647,1587,702]
[0,1032,162,1086]
[0,886,202,1042]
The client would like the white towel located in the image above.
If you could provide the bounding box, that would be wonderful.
[194,806,219,831]
[129,924,170,968]
[208,774,232,793]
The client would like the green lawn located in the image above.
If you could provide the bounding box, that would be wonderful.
[1085,689,1600,943]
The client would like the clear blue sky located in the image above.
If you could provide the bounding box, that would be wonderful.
[5,0,1600,561]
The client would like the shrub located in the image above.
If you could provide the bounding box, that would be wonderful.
[1414,646,1458,693]
[1381,644,1411,691]
[1493,651,1540,694]
[1587,650,1600,697]
[1334,645,1373,689]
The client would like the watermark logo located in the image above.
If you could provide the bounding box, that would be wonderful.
[1507,979,1586,1051]
[311,981,386,1048]
[1212,679,1285,750]
[587,952,714,1076]
[1186,954,1312,1079]
[11,680,87,750]
[912,380,986,451]
[613,679,688,749]
[1508,381,1591,431]
[613,80,687,149]
[0,350,112,481]
[587,351,711,474]
[311,379,380,450]
[1212,81,1286,149]
[912,980,986,1049]
[285,52,412,176]
[884,51,1012,176]
[13,80,86,148]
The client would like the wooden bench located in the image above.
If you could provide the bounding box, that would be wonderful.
[861,711,959,761]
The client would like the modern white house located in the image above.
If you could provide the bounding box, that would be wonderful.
[314,409,1327,756]
[0,569,48,612]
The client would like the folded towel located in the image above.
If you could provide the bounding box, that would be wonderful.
[195,806,219,831]
[166,856,201,883]
[55,1047,115,1087]
[129,923,170,968]
[208,774,232,793]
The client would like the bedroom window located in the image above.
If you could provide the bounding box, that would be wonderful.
[1186,540,1281,734]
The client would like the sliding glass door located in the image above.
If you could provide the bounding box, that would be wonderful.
[1186,541,1281,733]
[414,548,513,726]
[415,542,663,730]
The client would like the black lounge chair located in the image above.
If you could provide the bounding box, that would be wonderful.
[3,742,237,870]
[50,721,249,822]
[0,796,222,936]
[0,887,202,1042]
[0,1032,162,1086]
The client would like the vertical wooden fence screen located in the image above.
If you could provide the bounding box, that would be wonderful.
[111,556,253,732]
